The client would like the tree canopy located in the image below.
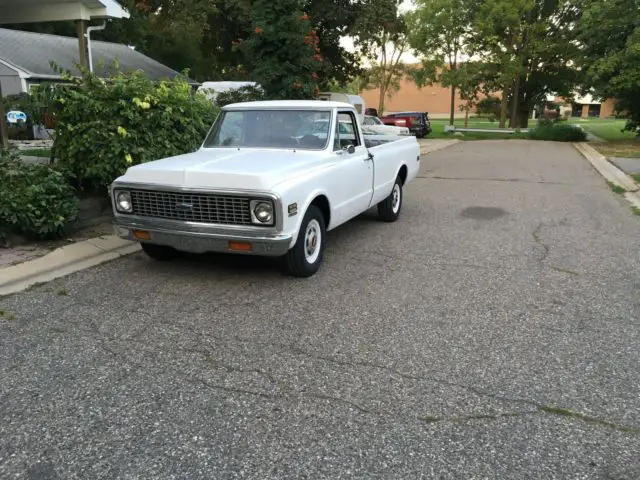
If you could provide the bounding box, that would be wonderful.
[576,0,640,131]
[407,0,476,125]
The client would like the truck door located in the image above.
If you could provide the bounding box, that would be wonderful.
[330,110,374,224]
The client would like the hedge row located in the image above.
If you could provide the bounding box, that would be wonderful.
[1,69,219,241]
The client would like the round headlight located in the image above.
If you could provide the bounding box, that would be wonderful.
[254,202,273,223]
[116,191,132,213]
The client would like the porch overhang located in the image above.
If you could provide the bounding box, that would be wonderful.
[0,0,129,24]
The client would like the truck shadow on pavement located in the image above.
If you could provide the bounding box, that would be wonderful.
[138,209,385,277]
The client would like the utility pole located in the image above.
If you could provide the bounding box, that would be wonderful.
[0,80,8,150]
[76,19,89,69]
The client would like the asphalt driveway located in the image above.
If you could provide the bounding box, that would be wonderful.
[1,140,639,479]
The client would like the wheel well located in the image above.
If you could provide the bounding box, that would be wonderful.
[310,195,331,228]
[398,165,408,185]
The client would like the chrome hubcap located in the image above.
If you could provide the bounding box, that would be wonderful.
[392,184,401,213]
[304,219,321,264]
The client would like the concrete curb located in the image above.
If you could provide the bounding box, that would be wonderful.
[574,142,639,192]
[0,235,140,296]
[624,191,640,210]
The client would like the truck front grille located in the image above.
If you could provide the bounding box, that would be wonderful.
[130,190,252,225]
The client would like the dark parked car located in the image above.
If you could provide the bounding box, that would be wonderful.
[380,111,432,138]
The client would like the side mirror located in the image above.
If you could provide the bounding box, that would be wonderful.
[343,145,356,154]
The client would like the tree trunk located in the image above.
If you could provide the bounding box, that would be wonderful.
[499,89,509,129]
[378,86,385,117]
[464,108,469,128]
[449,84,456,126]
[518,109,529,129]
[510,72,521,129]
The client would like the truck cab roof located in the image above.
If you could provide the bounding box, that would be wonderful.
[223,100,355,110]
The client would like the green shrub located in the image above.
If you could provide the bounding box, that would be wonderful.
[53,68,219,190]
[0,150,78,240]
[476,96,503,122]
[528,124,587,142]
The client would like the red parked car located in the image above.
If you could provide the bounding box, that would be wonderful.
[380,111,432,138]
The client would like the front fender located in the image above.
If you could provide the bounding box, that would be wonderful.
[285,189,332,249]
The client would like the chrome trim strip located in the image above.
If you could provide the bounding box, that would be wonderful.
[115,224,291,256]
[110,182,284,231]
[114,215,285,238]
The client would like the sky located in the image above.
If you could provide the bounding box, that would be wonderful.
[339,0,420,65]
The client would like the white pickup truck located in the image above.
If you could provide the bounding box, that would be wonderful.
[111,100,420,277]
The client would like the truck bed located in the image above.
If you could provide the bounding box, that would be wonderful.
[363,134,411,149]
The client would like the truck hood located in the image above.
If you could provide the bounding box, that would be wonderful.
[118,148,327,191]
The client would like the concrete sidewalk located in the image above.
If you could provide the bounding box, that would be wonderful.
[0,235,139,296]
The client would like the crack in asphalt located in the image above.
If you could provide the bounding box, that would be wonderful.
[417,176,577,186]
[3,306,639,437]
[532,222,581,276]
[151,331,640,435]
[108,320,640,436]
[532,223,551,263]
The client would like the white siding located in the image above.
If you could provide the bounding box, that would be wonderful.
[0,62,25,96]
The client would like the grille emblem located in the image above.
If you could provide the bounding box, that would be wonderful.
[175,202,193,211]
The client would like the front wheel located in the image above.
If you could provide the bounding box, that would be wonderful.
[377,176,403,222]
[283,205,326,277]
[140,242,180,261]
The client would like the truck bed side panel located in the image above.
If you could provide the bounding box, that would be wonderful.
[368,136,420,206]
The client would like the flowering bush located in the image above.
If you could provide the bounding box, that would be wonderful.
[53,68,218,190]
[236,0,321,99]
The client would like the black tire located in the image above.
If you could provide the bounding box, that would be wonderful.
[140,242,180,261]
[284,205,326,277]
[377,176,403,222]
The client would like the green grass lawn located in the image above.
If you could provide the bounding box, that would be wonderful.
[566,118,640,158]
[427,117,640,150]
[20,148,52,158]
[566,118,635,142]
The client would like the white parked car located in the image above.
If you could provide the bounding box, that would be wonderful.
[111,101,420,277]
[362,115,410,136]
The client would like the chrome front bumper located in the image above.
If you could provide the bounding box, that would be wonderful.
[114,215,292,256]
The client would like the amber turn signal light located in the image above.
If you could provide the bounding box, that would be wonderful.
[228,241,252,252]
[133,230,151,241]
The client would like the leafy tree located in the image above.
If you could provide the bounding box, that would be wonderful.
[473,0,580,128]
[214,85,265,106]
[355,7,408,114]
[407,0,476,126]
[454,63,487,127]
[361,61,412,114]
[236,0,321,99]
[303,0,361,87]
[576,0,640,133]
[476,96,502,122]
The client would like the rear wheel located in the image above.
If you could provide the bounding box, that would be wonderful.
[284,205,326,277]
[377,176,403,222]
[140,242,180,261]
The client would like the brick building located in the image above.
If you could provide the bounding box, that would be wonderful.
[360,75,472,118]
[361,69,618,119]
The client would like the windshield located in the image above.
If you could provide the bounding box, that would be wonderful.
[203,109,332,150]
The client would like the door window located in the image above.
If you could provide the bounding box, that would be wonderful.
[334,112,361,151]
